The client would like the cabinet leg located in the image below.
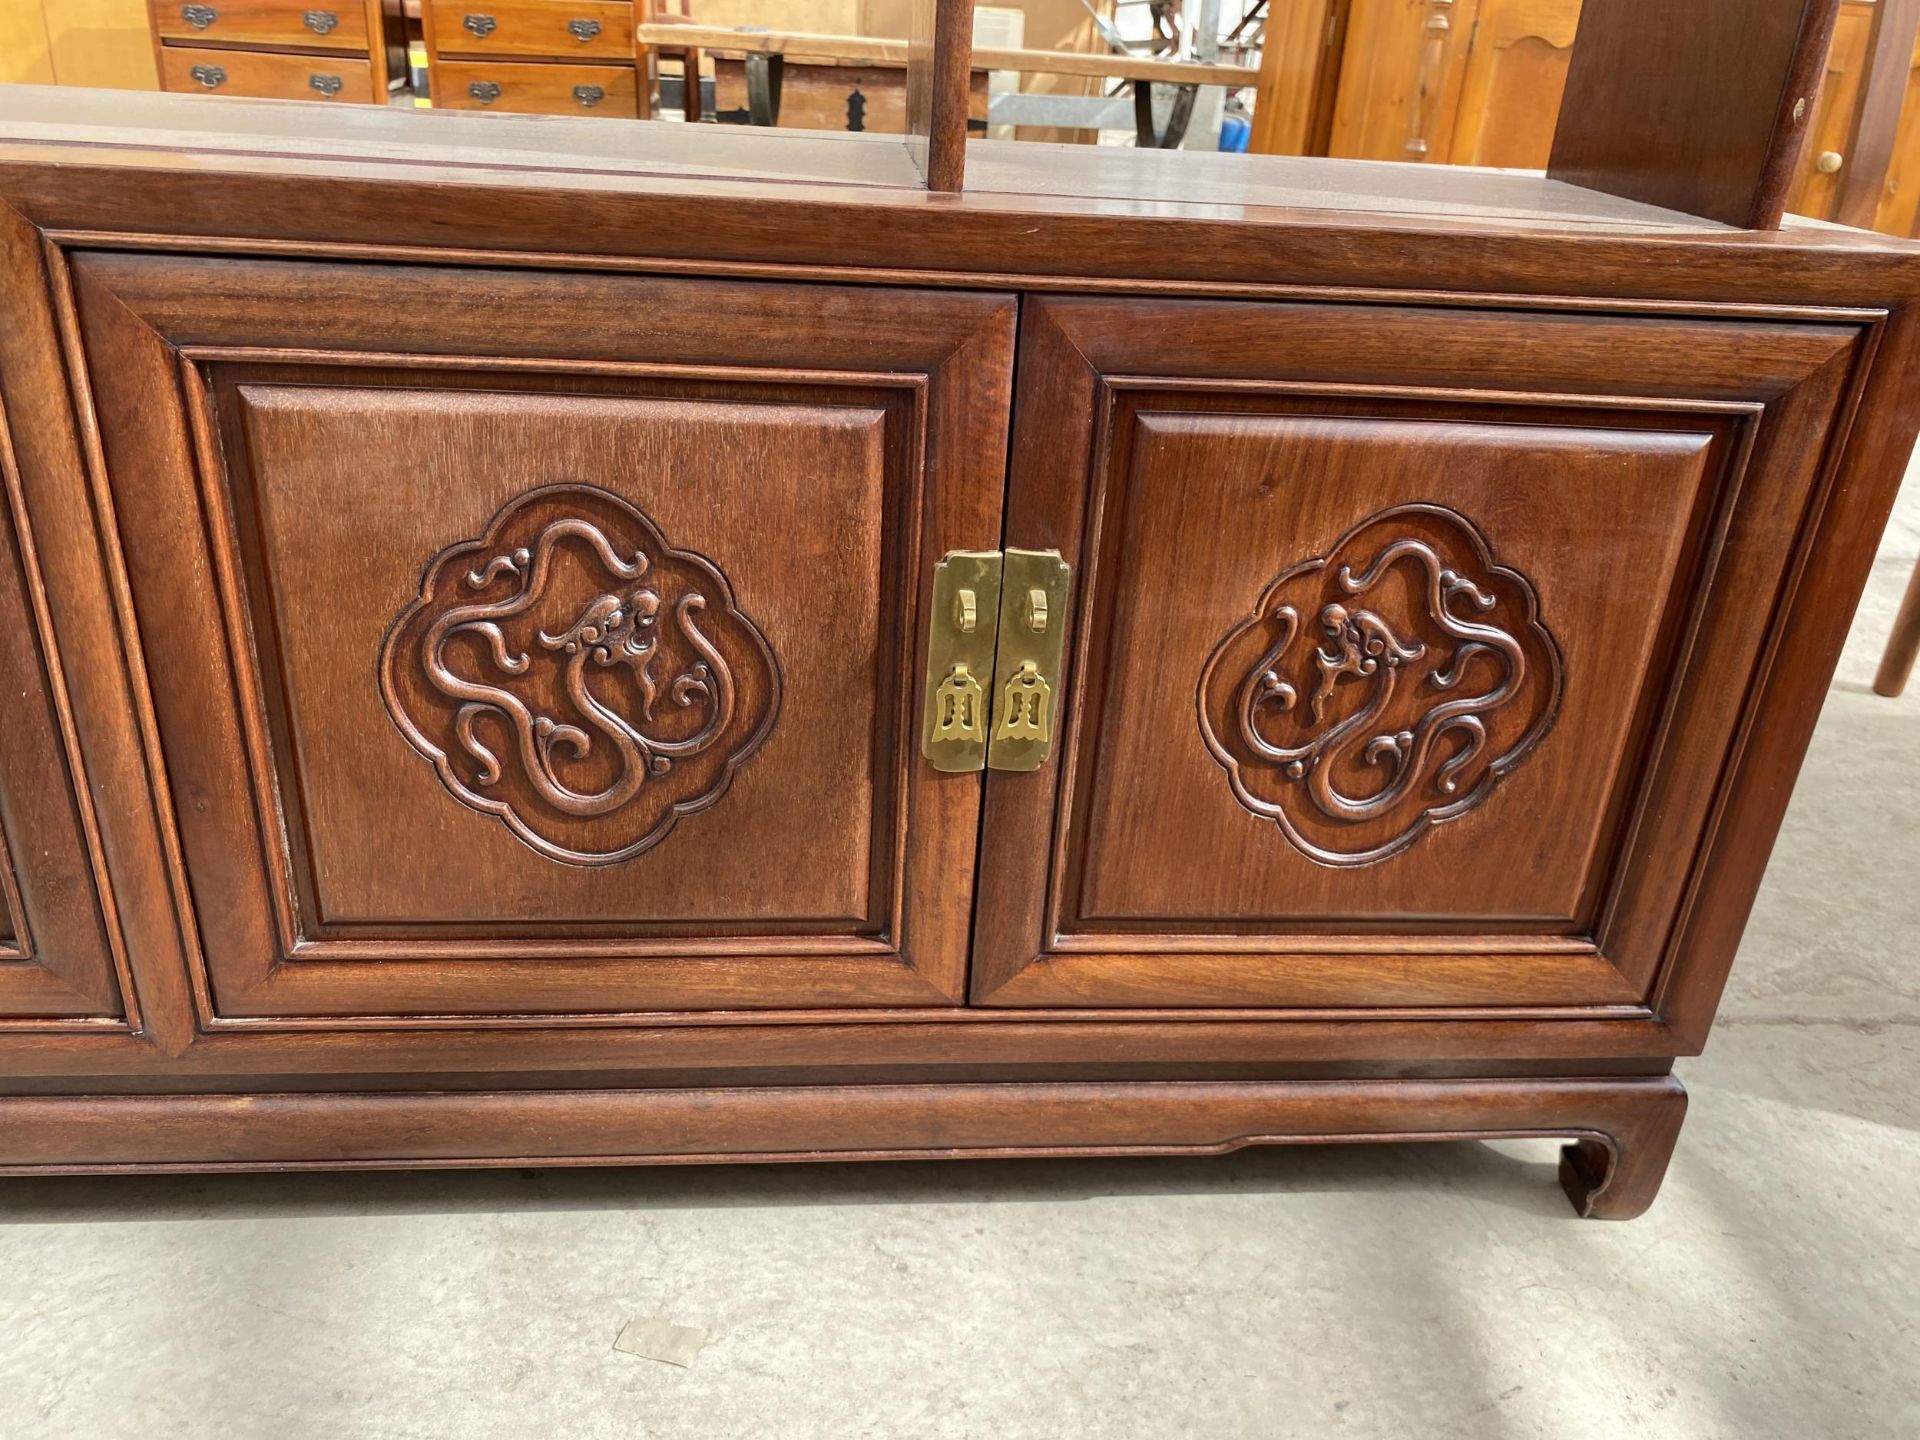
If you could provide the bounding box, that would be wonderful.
[1874,556,1920,697]
[1556,1081,1688,1220]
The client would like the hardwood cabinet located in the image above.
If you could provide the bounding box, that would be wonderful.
[974,296,1858,1009]
[0,417,124,1019]
[68,254,1012,1015]
[0,71,1915,1219]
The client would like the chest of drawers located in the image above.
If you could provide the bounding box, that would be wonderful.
[149,0,398,103]
[422,0,647,117]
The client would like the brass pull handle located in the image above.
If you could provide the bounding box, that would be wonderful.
[304,9,338,33]
[568,17,602,41]
[181,4,216,27]
[573,83,605,106]
[1816,150,1845,175]
[922,553,1002,773]
[986,550,1070,772]
[189,63,226,88]
[463,12,497,36]
[309,73,344,97]
[468,79,502,103]
[921,549,1071,774]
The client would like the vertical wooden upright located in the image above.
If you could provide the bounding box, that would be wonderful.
[1549,0,1844,227]
[907,0,974,191]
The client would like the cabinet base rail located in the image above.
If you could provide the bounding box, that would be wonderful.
[0,1076,1687,1218]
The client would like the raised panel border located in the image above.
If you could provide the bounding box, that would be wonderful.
[971,295,1872,1013]
[65,250,1017,1021]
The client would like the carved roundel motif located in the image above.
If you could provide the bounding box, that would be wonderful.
[1198,503,1563,868]
[379,484,780,866]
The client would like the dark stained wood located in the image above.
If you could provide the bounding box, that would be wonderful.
[0,89,1914,1213]
[1548,0,1844,228]
[0,366,126,1019]
[1875,557,1920,696]
[69,251,1014,1016]
[973,295,1864,1010]
[0,1075,1687,1218]
[906,0,972,191]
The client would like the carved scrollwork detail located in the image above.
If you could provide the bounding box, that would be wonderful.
[1198,504,1562,867]
[379,484,780,866]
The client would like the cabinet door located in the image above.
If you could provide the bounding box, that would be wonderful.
[1446,0,1579,168]
[69,254,1012,1018]
[0,450,123,1018]
[973,297,1864,1010]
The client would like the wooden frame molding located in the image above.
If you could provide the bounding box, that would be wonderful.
[0,1076,1688,1219]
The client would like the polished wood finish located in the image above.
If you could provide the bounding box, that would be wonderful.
[420,0,648,118]
[1874,556,1920,694]
[67,252,1012,1015]
[0,84,1916,1215]
[426,0,633,61]
[428,56,637,112]
[907,0,972,191]
[150,0,392,101]
[0,1076,1687,1217]
[160,44,376,100]
[974,295,1865,1009]
[1549,0,1843,227]
[153,0,371,49]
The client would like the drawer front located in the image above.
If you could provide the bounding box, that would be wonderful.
[430,0,634,60]
[0,441,123,1019]
[433,58,637,115]
[66,252,1014,1021]
[162,47,375,101]
[154,0,369,51]
[971,295,1866,1013]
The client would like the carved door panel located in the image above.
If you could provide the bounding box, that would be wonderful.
[69,253,1012,1018]
[0,440,123,1019]
[972,296,1865,1010]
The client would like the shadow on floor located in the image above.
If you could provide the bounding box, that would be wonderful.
[0,1137,1578,1226]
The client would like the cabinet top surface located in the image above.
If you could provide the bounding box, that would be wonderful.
[3,84,1917,306]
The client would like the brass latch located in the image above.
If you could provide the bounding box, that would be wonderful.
[921,548,1072,774]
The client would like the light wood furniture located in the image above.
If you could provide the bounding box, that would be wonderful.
[422,0,651,117]
[0,0,1913,1220]
[148,0,398,102]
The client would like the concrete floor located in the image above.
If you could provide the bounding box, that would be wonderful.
[2,489,1917,1440]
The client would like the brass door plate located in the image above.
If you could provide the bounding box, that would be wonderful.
[921,551,1003,773]
[987,548,1071,773]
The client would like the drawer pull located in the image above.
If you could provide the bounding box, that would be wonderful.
[309,73,344,97]
[304,9,339,33]
[468,79,502,103]
[572,83,605,107]
[181,4,217,27]
[567,17,602,41]
[189,63,227,88]
[462,13,497,37]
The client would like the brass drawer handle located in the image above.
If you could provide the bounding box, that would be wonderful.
[304,9,338,33]
[572,83,605,106]
[467,79,502,103]
[309,73,344,97]
[463,12,497,37]
[567,17,601,41]
[189,63,226,88]
[181,4,216,27]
